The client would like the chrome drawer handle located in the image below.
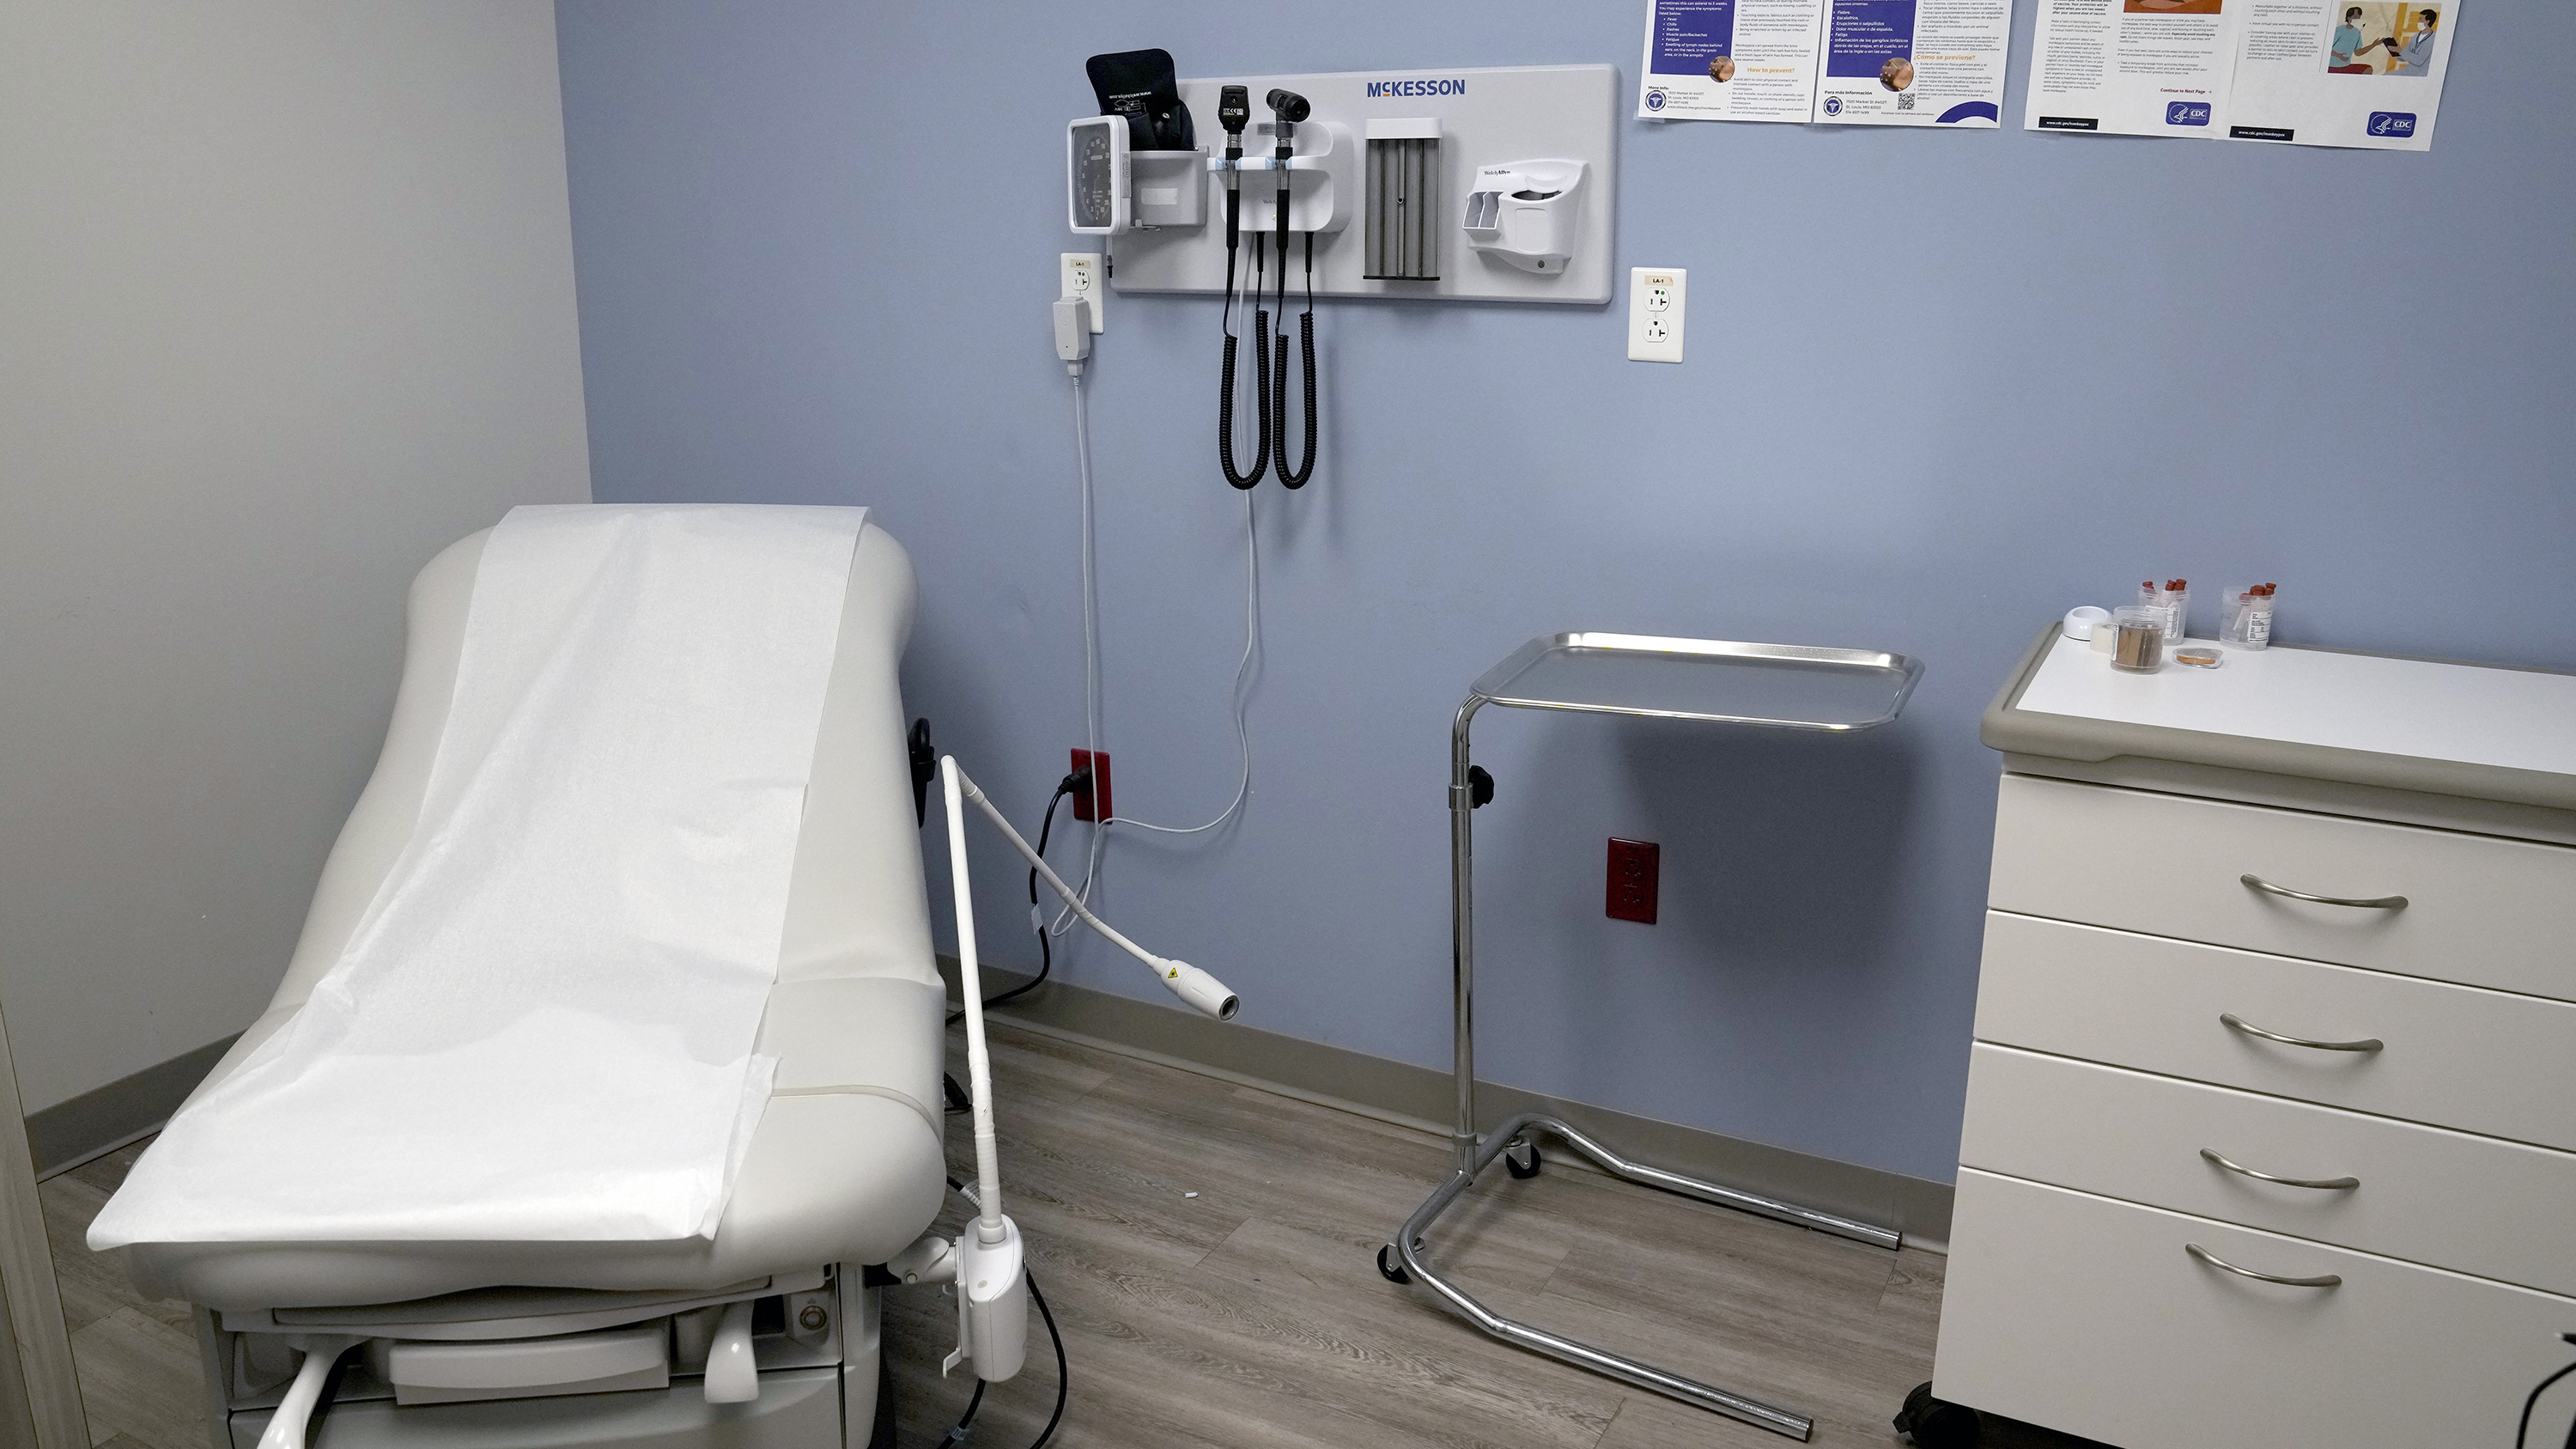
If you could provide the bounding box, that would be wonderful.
[2185,1241,2342,1288]
[2200,1148,2360,1191]
[2221,1013,2385,1054]
[2240,874,2408,910]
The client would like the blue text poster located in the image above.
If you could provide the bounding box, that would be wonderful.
[1639,0,1826,123]
[1816,0,2009,126]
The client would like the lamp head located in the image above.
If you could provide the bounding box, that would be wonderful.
[1218,84,1250,135]
[1265,88,1309,123]
[1159,961,1240,1021]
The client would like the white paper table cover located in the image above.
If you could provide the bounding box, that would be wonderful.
[92,504,866,1245]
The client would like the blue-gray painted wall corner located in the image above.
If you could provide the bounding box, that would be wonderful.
[551,1,2576,1184]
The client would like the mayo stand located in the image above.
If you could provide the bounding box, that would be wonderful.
[1380,632,1924,1443]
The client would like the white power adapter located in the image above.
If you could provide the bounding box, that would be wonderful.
[1052,296,1093,373]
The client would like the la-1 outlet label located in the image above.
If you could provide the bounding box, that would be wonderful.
[1627,267,1685,363]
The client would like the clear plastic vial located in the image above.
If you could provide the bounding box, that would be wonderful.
[2221,583,2278,650]
[2140,579,2190,644]
[2111,606,2167,673]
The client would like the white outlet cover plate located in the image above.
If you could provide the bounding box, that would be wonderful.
[1627,266,1684,362]
[1108,64,1619,306]
[1060,252,1104,332]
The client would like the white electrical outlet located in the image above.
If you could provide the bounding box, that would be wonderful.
[1060,253,1104,332]
[1626,267,1684,363]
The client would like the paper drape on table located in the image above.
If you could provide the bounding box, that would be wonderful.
[90,504,866,1246]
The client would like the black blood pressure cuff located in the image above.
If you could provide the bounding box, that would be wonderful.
[1086,48,1196,152]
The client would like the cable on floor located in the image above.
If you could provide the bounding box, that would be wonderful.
[934,1177,1068,1449]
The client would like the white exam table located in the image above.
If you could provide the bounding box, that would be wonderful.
[112,518,949,1449]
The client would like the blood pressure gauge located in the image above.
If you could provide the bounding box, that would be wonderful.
[1066,116,1130,235]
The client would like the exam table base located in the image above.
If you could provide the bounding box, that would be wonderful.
[1389,1115,1898,1443]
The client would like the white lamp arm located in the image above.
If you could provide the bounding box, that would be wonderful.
[951,764,1241,1021]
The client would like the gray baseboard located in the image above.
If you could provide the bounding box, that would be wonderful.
[942,960,1953,1251]
[26,1034,236,1179]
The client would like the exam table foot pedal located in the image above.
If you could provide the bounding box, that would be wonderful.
[1892,1381,1983,1448]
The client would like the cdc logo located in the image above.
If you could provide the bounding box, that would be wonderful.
[1822,95,1844,117]
[1645,88,1667,111]
[2369,111,2419,137]
[2166,101,2211,126]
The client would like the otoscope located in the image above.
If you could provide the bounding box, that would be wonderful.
[1264,89,1319,489]
[1215,84,1268,489]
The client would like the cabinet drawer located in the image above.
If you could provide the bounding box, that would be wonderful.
[1990,773,2576,998]
[1976,911,2576,1151]
[1934,1170,2576,1449]
[1960,1044,2576,1296]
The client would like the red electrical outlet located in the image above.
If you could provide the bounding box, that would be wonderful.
[1606,838,1659,924]
[1071,748,1112,823]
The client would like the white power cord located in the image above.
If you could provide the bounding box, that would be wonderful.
[1047,354,1262,935]
[1115,494,1257,837]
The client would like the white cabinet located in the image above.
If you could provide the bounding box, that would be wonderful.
[1941,631,2576,1447]
[1937,1172,2576,1449]
[1989,773,2576,999]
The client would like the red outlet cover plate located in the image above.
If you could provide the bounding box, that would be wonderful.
[1606,837,1659,924]
[1072,749,1112,823]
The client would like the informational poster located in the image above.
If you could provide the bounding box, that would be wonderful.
[1637,0,2009,127]
[1814,0,2011,126]
[2023,0,2245,137]
[2227,1,2458,149]
[1637,0,1829,124]
[2023,0,2462,147]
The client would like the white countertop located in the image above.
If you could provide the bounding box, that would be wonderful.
[2014,633,2576,777]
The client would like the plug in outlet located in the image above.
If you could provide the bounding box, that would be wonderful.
[1060,253,1104,332]
[1070,748,1112,823]
[1626,267,1685,363]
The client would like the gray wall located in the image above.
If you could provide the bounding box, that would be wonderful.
[555,2,2576,1184]
[0,3,592,1114]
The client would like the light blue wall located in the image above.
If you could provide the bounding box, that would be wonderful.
[555,2,2576,1184]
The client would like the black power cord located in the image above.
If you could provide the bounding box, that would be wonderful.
[936,1178,1069,1449]
[2517,1332,2576,1449]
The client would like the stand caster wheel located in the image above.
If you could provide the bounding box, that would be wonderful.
[1892,1381,1981,1448]
[1504,1138,1540,1178]
[1376,1244,1411,1284]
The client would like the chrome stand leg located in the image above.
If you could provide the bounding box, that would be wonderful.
[1394,700,1897,1443]
[1392,1113,1831,1441]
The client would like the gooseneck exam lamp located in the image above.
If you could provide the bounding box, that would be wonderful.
[927,758,1240,1394]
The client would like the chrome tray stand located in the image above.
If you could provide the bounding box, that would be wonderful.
[1379,633,1924,1444]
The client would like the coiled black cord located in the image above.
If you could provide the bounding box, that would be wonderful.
[1271,229,1317,489]
[1217,233,1268,489]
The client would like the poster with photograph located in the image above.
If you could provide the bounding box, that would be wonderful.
[1813,0,2011,127]
[2023,0,2245,137]
[1637,0,1828,123]
[2227,1,2459,149]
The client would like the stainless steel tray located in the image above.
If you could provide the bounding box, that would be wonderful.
[1469,631,1922,732]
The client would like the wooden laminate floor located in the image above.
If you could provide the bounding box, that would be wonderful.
[44,1020,2106,1449]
